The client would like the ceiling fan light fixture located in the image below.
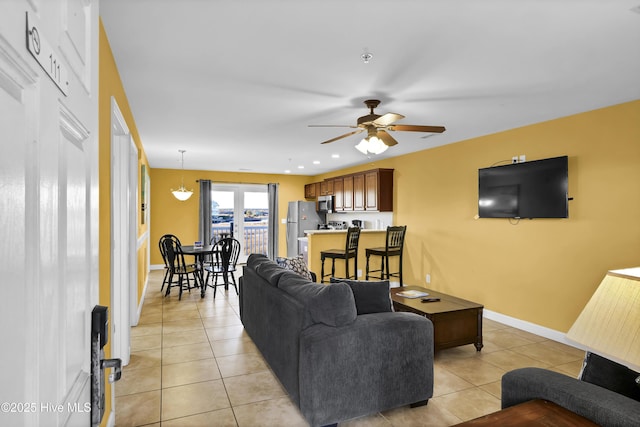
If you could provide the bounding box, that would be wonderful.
[355,136,388,155]
[171,149,193,201]
[368,136,388,154]
[355,139,369,154]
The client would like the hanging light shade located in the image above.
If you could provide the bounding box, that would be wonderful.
[171,149,193,201]
[355,134,388,155]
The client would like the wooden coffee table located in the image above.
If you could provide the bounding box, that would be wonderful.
[390,286,483,352]
[454,399,598,426]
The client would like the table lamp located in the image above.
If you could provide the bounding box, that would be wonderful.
[566,268,640,386]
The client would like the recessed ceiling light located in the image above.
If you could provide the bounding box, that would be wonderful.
[284,169,291,174]
[298,165,304,169]
[331,154,340,159]
[313,160,320,165]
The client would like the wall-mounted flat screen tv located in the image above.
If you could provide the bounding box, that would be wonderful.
[478,156,568,219]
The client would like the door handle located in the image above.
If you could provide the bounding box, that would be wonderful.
[101,358,122,383]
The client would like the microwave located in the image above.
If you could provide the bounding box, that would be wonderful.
[317,195,334,213]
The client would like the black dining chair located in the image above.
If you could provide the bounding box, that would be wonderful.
[159,234,182,292]
[162,237,201,300]
[320,226,361,283]
[201,235,221,272]
[204,238,241,298]
[365,225,407,286]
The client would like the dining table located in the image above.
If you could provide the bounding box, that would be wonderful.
[180,244,217,298]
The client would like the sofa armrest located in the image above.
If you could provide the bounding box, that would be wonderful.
[502,367,640,427]
[298,312,433,426]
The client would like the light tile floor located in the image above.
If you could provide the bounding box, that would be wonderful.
[115,270,585,426]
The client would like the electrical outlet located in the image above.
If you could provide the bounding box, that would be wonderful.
[426,274,431,284]
[519,154,526,163]
[512,156,518,164]
[357,269,362,278]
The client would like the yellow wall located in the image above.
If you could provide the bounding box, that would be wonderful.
[99,20,151,425]
[388,100,640,332]
[149,101,639,333]
[149,169,311,265]
[318,101,640,332]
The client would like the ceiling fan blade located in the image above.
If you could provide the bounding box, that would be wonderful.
[389,124,446,133]
[308,125,358,128]
[377,130,398,147]
[320,129,364,144]
[372,112,405,127]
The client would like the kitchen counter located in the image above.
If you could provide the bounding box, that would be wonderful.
[304,229,386,235]
[304,229,389,280]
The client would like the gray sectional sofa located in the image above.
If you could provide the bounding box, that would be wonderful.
[502,353,640,426]
[239,254,434,427]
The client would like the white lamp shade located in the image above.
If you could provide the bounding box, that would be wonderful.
[355,136,389,155]
[566,268,640,370]
[171,187,193,201]
[355,139,369,154]
[368,136,388,154]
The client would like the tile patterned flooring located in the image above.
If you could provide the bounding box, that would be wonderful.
[115,270,585,426]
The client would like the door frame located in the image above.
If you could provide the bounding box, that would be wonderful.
[211,183,268,261]
[110,97,138,367]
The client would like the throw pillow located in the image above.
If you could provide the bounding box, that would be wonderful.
[276,255,313,281]
[580,352,640,402]
[330,278,393,315]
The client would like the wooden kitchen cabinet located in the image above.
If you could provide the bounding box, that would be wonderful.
[304,182,319,199]
[365,169,394,211]
[353,173,365,210]
[333,178,344,211]
[305,169,393,211]
[320,179,334,196]
[343,175,354,210]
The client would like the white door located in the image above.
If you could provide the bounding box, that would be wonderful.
[0,1,98,426]
[211,184,269,262]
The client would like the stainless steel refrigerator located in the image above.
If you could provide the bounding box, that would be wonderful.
[287,201,322,258]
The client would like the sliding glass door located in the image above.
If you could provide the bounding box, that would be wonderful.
[210,183,269,262]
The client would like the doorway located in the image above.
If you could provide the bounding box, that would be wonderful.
[110,98,138,367]
[211,184,269,262]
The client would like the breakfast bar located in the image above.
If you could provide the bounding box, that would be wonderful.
[305,229,387,282]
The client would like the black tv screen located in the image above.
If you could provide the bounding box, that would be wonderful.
[478,156,568,219]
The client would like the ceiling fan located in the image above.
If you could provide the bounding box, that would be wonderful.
[309,99,445,154]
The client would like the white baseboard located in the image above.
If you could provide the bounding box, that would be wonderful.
[150,264,164,271]
[483,309,583,350]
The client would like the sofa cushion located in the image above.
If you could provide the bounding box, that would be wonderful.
[330,278,393,315]
[247,253,286,286]
[279,271,356,327]
[580,352,640,402]
[276,255,313,281]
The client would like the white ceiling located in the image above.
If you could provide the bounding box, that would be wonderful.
[99,0,640,175]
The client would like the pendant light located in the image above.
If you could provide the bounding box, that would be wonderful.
[171,149,193,201]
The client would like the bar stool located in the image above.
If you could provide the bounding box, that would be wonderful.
[320,227,361,283]
[366,225,407,286]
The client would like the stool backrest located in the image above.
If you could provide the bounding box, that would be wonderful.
[345,226,361,254]
[386,226,407,251]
